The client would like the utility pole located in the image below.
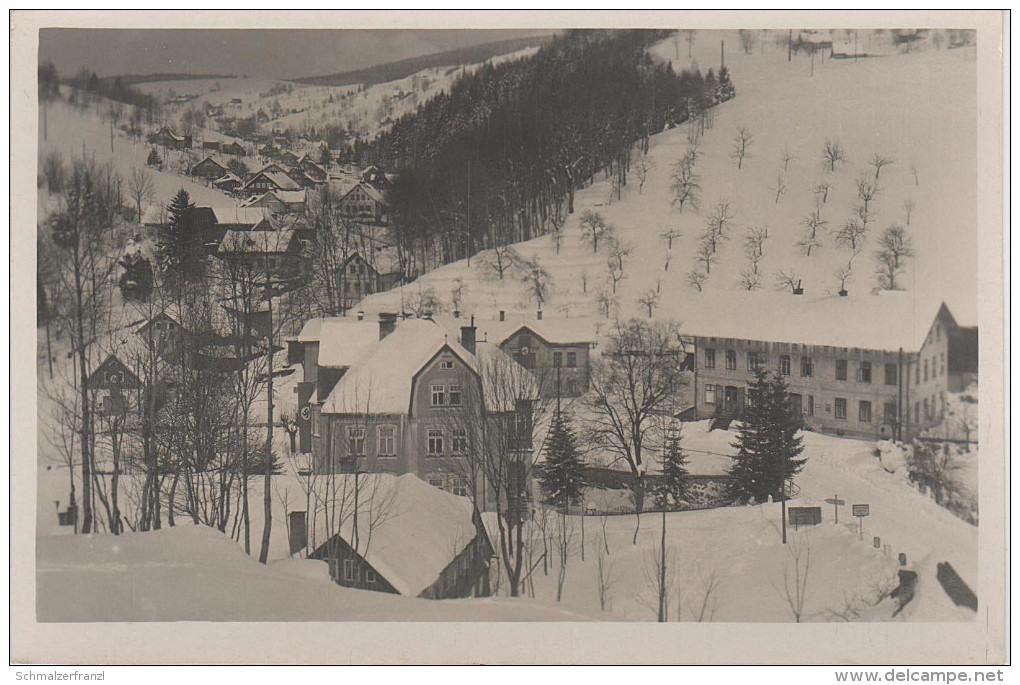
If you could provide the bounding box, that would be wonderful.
[788,29,793,62]
[466,159,472,267]
[720,39,725,69]
[658,508,667,622]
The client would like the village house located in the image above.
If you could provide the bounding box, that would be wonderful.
[189,156,228,182]
[307,474,493,599]
[338,182,388,225]
[436,312,598,399]
[287,314,537,509]
[683,294,977,441]
[147,126,192,150]
[239,168,302,194]
[241,190,307,214]
[221,141,247,157]
[217,228,304,278]
[211,172,243,193]
[295,155,328,182]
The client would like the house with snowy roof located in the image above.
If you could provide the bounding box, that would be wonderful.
[217,229,303,277]
[189,156,228,182]
[148,126,191,150]
[221,141,247,157]
[288,314,538,506]
[307,474,493,599]
[435,311,598,399]
[239,168,302,194]
[339,182,388,225]
[241,190,307,215]
[682,292,977,440]
[211,172,243,193]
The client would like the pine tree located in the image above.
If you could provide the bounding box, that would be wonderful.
[159,189,203,287]
[654,427,691,510]
[538,410,586,511]
[717,66,736,102]
[146,147,162,169]
[727,369,806,504]
[118,251,154,301]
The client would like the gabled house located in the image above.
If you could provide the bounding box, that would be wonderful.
[87,354,143,418]
[221,141,247,157]
[280,150,300,166]
[212,172,242,193]
[437,313,598,399]
[218,229,303,277]
[290,314,538,509]
[202,141,222,152]
[307,474,493,599]
[240,169,302,194]
[297,156,328,182]
[241,190,307,214]
[339,182,388,225]
[190,156,228,181]
[286,166,319,189]
[148,126,191,150]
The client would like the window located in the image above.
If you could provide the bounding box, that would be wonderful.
[779,354,791,376]
[915,365,920,385]
[566,351,577,368]
[923,398,929,420]
[365,568,377,585]
[835,359,848,381]
[705,348,716,369]
[859,400,872,423]
[923,360,928,382]
[427,429,444,455]
[452,429,468,454]
[451,477,469,497]
[725,350,737,370]
[914,402,920,425]
[747,352,765,372]
[347,427,365,456]
[885,363,898,386]
[343,559,359,582]
[428,476,444,489]
[377,426,396,456]
[800,357,813,378]
[834,397,847,420]
[311,409,320,436]
[940,352,945,377]
[431,384,446,407]
[440,360,454,370]
[858,361,872,384]
[704,384,716,404]
[553,352,562,368]
[884,401,897,424]
[807,395,815,417]
[449,384,462,407]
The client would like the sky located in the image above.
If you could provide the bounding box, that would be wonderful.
[38,28,553,81]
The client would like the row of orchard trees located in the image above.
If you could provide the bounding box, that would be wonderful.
[38,155,304,562]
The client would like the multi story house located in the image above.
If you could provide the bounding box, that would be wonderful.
[288,314,537,509]
[437,312,597,399]
[685,294,977,440]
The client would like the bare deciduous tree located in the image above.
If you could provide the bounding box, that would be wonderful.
[738,29,758,54]
[707,198,735,237]
[869,153,894,179]
[738,267,762,291]
[670,158,701,213]
[606,258,625,294]
[902,198,917,226]
[834,264,854,292]
[681,29,696,58]
[478,244,520,280]
[637,288,660,317]
[579,210,613,254]
[696,241,716,274]
[855,174,880,213]
[775,268,801,293]
[836,217,868,254]
[731,126,753,170]
[797,233,822,257]
[594,529,616,612]
[687,270,708,292]
[781,146,797,171]
[815,181,833,204]
[126,167,155,224]
[774,533,812,622]
[800,209,828,239]
[519,254,552,307]
[771,173,788,204]
[660,226,682,250]
[634,155,655,194]
[744,226,767,261]
[875,224,916,290]
[823,138,847,172]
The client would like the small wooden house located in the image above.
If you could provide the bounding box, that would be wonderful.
[222,141,247,157]
[190,156,228,181]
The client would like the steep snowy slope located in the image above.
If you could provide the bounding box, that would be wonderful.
[357,33,977,342]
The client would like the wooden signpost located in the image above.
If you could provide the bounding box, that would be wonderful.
[853,503,870,536]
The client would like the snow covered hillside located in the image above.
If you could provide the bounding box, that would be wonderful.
[356,32,977,342]
[37,525,603,621]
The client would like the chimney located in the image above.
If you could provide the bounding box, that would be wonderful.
[461,315,477,355]
[536,309,543,321]
[378,312,398,340]
[499,310,505,322]
[356,310,364,321]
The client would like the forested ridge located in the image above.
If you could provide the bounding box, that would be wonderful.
[355,30,734,275]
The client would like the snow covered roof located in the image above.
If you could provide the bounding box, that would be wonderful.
[241,190,307,208]
[242,170,301,192]
[316,319,382,369]
[209,206,270,225]
[212,172,241,186]
[322,318,477,414]
[678,291,949,353]
[219,229,297,255]
[330,473,482,597]
[435,313,598,347]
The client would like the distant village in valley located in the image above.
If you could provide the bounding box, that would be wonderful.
[34,27,985,626]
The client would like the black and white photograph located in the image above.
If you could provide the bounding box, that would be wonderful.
[11,9,1007,667]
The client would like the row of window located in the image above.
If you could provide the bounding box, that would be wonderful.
[552,351,579,368]
[345,425,398,456]
[917,352,946,385]
[704,348,898,385]
[913,391,946,426]
[331,558,378,585]
[427,428,468,456]
[427,474,470,497]
[703,384,898,425]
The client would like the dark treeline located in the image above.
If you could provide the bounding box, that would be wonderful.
[353,30,734,275]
